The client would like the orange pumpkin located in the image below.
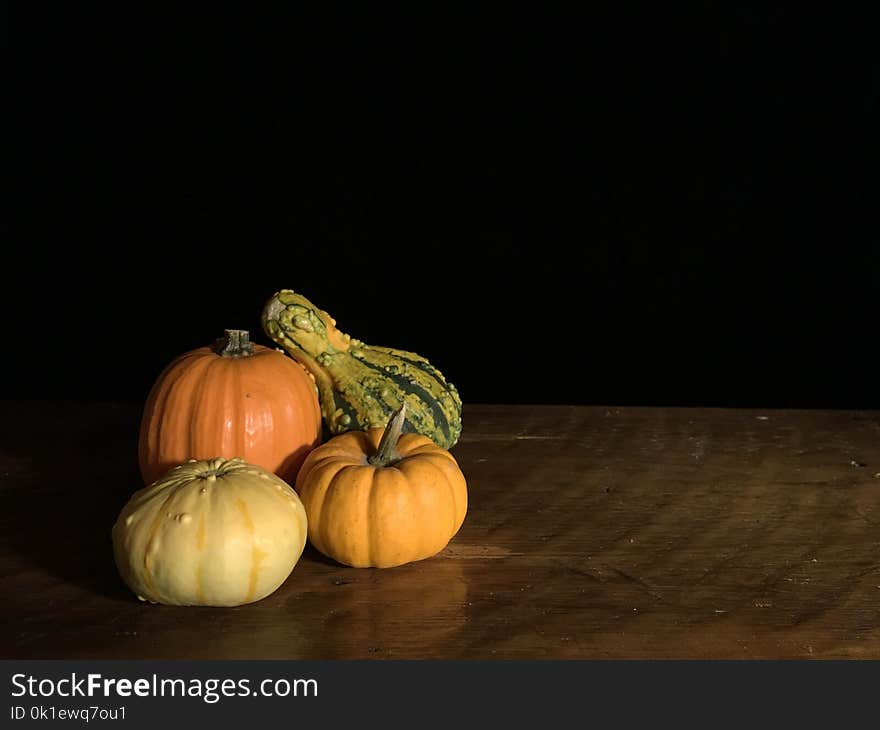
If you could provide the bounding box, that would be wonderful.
[295,404,468,568]
[138,329,321,485]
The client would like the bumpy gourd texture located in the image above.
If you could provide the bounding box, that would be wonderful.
[112,457,308,607]
[262,289,463,449]
[295,429,468,568]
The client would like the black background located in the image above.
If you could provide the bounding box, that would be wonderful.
[6,4,879,408]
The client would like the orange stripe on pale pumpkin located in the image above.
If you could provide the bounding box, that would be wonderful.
[196,513,206,550]
[235,498,262,604]
[235,498,255,533]
[248,547,268,604]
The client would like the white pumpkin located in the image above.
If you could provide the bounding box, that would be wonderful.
[112,456,308,606]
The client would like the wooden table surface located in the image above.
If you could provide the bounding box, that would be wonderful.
[2,401,879,659]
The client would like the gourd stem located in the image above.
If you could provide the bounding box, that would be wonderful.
[369,404,407,467]
[214,329,254,357]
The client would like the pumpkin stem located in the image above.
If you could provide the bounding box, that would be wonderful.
[369,403,407,467]
[214,329,254,358]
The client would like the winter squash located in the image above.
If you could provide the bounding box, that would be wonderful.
[295,405,468,568]
[261,289,462,449]
[138,329,321,485]
[112,457,308,606]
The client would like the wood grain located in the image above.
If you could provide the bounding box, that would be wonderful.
[2,401,879,659]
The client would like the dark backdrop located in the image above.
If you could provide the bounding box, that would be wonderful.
[6,4,879,408]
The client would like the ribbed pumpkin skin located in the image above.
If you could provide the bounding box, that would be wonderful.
[295,429,468,568]
[262,289,463,449]
[138,344,321,485]
[113,457,308,606]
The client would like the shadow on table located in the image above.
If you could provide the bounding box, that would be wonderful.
[0,402,142,601]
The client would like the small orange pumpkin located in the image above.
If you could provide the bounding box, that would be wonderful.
[138,329,321,484]
[295,404,468,568]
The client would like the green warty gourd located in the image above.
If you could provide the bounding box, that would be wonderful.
[261,289,463,449]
